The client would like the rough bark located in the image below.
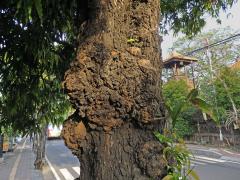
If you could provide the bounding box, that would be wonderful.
[62,0,166,179]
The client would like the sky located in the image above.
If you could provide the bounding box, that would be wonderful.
[162,1,240,59]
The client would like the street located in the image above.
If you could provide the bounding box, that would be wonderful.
[188,145,240,180]
[191,155,240,180]
[44,140,240,180]
[1,138,240,180]
[45,139,80,180]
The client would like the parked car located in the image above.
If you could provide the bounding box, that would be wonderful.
[47,124,63,139]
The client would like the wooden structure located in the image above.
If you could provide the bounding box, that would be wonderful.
[231,59,240,70]
[163,51,198,88]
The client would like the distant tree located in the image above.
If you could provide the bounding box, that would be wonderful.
[170,28,240,141]
[171,27,240,111]
[214,67,240,128]
[163,79,196,137]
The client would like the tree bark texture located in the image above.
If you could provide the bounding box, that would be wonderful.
[62,0,166,179]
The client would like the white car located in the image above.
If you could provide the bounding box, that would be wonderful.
[47,124,63,139]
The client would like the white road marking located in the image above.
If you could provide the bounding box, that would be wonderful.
[194,155,225,163]
[45,156,61,180]
[223,160,240,165]
[191,158,218,164]
[191,160,206,165]
[72,166,80,175]
[221,149,235,155]
[9,138,27,180]
[60,168,74,180]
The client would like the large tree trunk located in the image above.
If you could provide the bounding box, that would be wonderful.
[62,0,166,179]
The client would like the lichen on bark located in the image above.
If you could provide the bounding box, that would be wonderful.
[61,0,166,179]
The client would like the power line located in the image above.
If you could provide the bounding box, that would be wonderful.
[185,33,240,55]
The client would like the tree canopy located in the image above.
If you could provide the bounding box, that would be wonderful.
[0,0,238,133]
[161,0,237,36]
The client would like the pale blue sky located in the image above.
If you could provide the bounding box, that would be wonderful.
[162,2,240,59]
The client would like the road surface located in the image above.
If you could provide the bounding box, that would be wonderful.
[45,139,80,180]
[45,139,240,180]
[191,155,240,180]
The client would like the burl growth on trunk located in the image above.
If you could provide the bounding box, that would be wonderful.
[62,0,166,179]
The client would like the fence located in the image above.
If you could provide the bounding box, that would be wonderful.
[185,133,240,147]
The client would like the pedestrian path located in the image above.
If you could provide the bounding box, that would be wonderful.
[0,138,43,180]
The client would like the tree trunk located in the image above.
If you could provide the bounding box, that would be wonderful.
[32,133,37,153]
[34,125,47,170]
[62,1,166,179]
[0,134,3,159]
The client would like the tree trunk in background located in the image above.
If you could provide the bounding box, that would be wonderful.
[34,125,47,170]
[32,133,37,153]
[0,134,3,159]
[62,1,166,179]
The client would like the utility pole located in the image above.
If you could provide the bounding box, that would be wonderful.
[204,38,223,142]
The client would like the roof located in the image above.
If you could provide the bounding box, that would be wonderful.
[231,60,240,70]
[163,51,198,69]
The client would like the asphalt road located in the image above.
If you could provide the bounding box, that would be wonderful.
[188,145,240,180]
[45,139,80,180]
[195,162,240,180]
[45,139,240,180]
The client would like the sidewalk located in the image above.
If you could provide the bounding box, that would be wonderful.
[0,138,44,180]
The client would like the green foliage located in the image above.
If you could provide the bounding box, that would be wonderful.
[171,28,240,102]
[0,0,75,134]
[154,131,199,180]
[170,28,240,126]
[214,68,240,110]
[174,115,194,138]
[163,80,196,136]
[187,89,219,126]
[161,1,236,36]
[213,67,240,127]
[163,80,219,135]
[0,0,237,135]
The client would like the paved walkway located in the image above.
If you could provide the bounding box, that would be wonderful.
[0,138,43,180]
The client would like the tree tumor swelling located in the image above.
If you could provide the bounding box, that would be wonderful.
[62,0,166,179]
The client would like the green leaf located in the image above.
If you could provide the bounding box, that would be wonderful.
[190,97,219,124]
[127,38,137,43]
[34,0,43,22]
[187,88,198,101]
[162,175,173,180]
[154,131,173,144]
[171,101,186,128]
[188,170,200,180]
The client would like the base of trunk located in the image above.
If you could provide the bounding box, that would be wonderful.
[62,118,166,180]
